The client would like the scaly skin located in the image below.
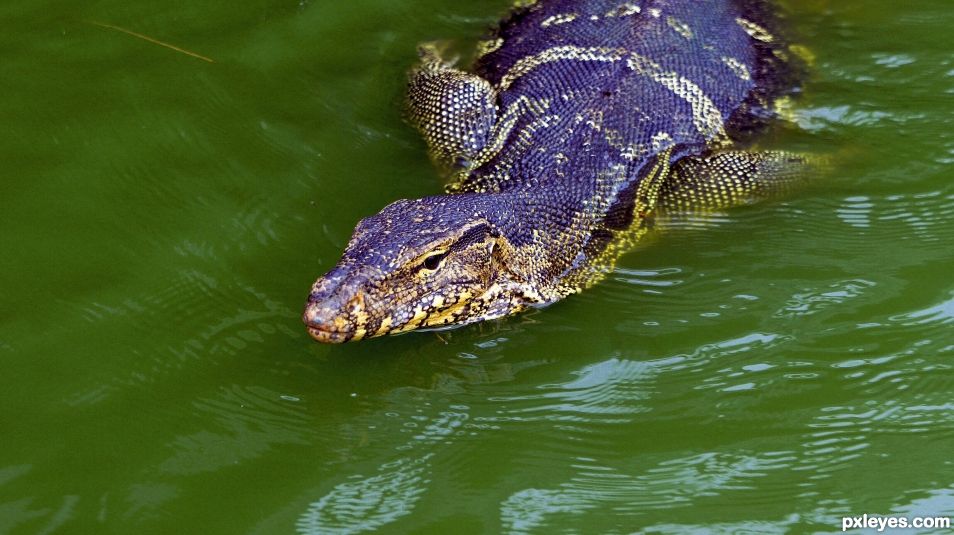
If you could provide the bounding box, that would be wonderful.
[304,0,808,343]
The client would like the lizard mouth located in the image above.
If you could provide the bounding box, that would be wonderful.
[303,282,369,344]
[302,306,360,344]
[305,324,362,344]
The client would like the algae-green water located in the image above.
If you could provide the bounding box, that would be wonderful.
[2,0,953,533]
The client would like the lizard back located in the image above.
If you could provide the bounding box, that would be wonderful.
[460,0,798,193]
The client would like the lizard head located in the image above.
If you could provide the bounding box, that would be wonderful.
[303,194,533,343]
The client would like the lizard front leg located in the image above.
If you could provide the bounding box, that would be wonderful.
[407,43,498,175]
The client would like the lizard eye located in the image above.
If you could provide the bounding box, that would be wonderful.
[422,251,448,270]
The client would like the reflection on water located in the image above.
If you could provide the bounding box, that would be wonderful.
[501,451,788,532]
[891,293,954,326]
[836,192,954,243]
[775,279,875,318]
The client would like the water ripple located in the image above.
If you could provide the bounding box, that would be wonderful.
[891,292,954,326]
[830,191,954,242]
[774,279,875,318]
[296,404,470,534]
[296,454,432,535]
[160,384,312,475]
[494,357,656,417]
[500,452,790,533]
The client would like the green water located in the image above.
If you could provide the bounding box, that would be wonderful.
[2,0,953,533]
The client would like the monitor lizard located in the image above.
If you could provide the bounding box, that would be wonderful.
[303,0,811,343]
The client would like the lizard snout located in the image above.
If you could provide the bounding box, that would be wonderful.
[303,267,371,343]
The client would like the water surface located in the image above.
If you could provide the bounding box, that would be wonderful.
[1,0,953,533]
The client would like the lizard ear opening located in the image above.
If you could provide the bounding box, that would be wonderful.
[450,223,496,253]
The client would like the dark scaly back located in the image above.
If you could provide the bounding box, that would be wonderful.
[461,0,800,194]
